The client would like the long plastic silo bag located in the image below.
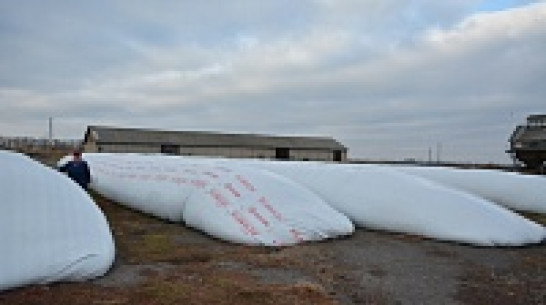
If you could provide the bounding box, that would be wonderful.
[0,150,115,291]
[236,159,545,246]
[390,165,546,214]
[80,153,354,246]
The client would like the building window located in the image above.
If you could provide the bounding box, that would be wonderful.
[333,150,342,162]
[275,147,290,160]
[161,144,180,155]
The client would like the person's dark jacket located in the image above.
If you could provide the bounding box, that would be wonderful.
[59,160,91,189]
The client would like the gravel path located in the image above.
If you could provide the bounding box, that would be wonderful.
[284,230,546,304]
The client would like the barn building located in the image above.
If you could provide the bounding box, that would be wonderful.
[83,126,348,162]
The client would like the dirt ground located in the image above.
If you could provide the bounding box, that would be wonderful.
[1,191,545,305]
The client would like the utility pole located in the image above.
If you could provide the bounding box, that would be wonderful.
[428,146,432,164]
[48,117,53,148]
[436,142,442,164]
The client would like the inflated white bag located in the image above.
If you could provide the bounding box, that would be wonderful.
[239,160,545,246]
[392,166,546,214]
[82,153,354,246]
[0,151,115,291]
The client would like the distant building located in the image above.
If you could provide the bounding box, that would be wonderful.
[83,125,348,162]
[507,114,546,168]
[0,136,80,152]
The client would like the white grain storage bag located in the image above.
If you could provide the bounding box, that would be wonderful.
[0,151,115,291]
[82,153,354,246]
[240,160,546,246]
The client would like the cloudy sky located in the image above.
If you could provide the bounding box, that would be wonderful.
[1,1,545,163]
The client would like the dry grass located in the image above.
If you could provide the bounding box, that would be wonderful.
[135,268,336,305]
[522,212,546,226]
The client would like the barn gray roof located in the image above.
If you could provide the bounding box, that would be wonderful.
[85,126,347,150]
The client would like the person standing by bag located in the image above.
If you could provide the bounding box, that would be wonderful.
[59,149,91,190]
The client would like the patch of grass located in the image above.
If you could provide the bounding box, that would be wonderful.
[125,234,213,264]
[521,212,546,226]
[135,267,336,305]
[0,283,130,305]
[139,279,192,304]
[140,234,173,256]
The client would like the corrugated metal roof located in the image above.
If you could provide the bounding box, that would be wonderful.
[85,126,347,150]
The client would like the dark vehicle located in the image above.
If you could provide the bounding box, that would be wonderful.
[507,114,546,169]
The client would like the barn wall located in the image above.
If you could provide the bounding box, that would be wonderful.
[98,144,161,154]
[91,144,346,161]
[290,149,334,161]
[86,143,346,162]
[83,141,98,153]
[179,147,278,159]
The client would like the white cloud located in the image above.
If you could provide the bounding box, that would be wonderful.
[425,2,546,50]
